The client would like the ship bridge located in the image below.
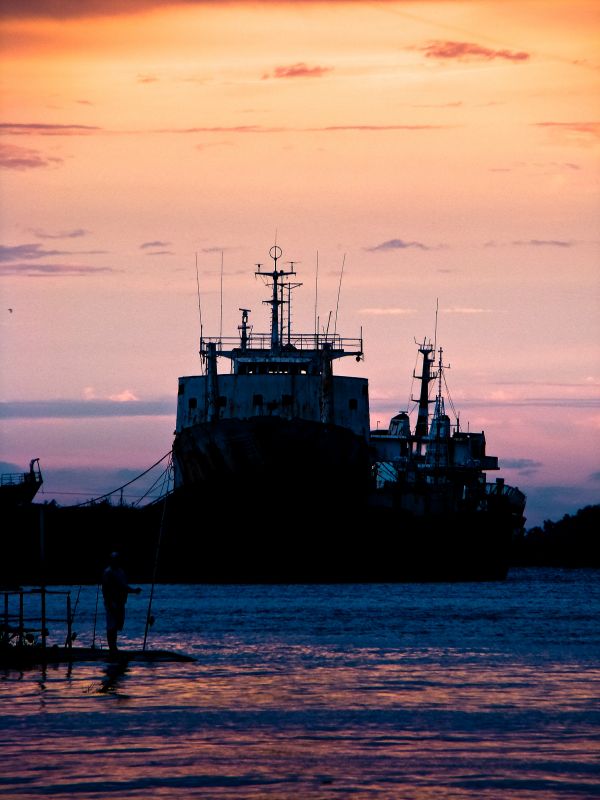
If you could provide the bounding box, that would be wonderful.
[175,246,369,441]
[200,332,363,376]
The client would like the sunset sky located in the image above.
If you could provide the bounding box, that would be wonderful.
[1,0,598,526]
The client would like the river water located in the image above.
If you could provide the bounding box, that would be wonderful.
[1,569,599,799]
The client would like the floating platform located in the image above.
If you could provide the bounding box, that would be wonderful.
[0,646,195,668]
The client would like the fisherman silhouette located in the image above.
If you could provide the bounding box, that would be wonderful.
[101,552,141,654]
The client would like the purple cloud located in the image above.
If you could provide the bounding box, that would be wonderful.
[501,458,544,469]
[0,398,173,418]
[0,263,113,277]
[30,228,89,239]
[0,143,63,170]
[365,239,433,252]
[140,241,171,249]
[0,242,111,276]
[0,244,68,262]
[511,239,573,248]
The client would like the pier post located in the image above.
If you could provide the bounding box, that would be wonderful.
[66,594,72,650]
[19,591,24,647]
[3,592,8,645]
[40,506,46,651]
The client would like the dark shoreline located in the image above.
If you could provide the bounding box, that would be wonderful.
[2,500,597,586]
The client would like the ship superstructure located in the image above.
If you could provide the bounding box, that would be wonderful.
[370,338,525,521]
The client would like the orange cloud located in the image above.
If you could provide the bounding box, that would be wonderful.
[0,0,165,18]
[1,1,445,19]
[534,121,600,139]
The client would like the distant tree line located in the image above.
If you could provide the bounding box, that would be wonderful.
[511,505,599,568]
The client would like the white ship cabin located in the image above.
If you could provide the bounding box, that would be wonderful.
[371,410,499,473]
[176,248,370,441]
[370,340,499,475]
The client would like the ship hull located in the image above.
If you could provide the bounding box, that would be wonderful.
[172,415,372,505]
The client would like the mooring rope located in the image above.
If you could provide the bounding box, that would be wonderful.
[68,450,172,508]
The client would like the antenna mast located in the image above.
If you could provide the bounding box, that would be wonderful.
[333,253,346,336]
[314,250,319,338]
[219,250,224,341]
[195,253,203,329]
[256,245,298,351]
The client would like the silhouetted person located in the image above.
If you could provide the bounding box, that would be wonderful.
[101,552,141,654]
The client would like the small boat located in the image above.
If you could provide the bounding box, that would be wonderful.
[0,458,43,508]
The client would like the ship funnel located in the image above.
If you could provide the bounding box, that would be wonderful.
[389,412,410,437]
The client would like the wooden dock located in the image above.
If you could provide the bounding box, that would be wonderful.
[0,646,195,668]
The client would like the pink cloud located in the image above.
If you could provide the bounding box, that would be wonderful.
[422,40,530,62]
[263,63,333,80]
[534,121,600,139]
[0,123,100,136]
[314,124,450,132]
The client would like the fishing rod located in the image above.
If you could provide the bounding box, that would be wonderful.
[142,455,173,651]
[64,585,81,647]
[91,581,100,649]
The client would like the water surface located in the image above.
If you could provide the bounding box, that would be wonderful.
[1,569,599,798]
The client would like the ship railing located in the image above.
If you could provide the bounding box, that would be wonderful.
[486,481,526,507]
[201,332,363,356]
[1,588,74,652]
[1,468,42,488]
[1,472,29,487]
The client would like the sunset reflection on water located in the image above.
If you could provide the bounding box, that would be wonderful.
[1,571,599,799]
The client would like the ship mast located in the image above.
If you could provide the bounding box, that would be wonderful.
[413,339,437,439]
[256,245,299,352]
[432,346,449,420]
